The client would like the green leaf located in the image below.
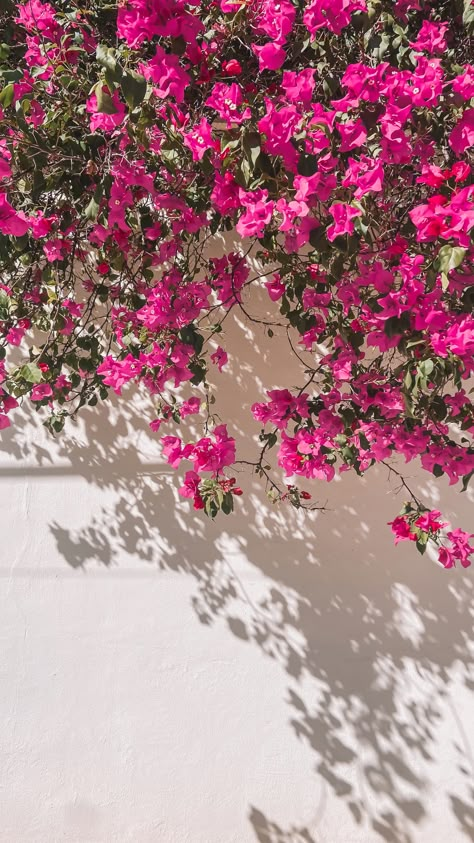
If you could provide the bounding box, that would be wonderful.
[416,538,427,555]
[0,68,22,83]
[430,396,447,421]
[84,196,100,221]
[461,469,474,492]
[435,245,466,280]
[96,45,122,82]
[242,131,261,170]
[120,70,147,111]
[418,358,434,378]
[463,0,474,29]
[20,362,42,383]
[0,83,14,108]
[84,184,103,221]
[266,432,278,449]
[94,84,119,114]
[234,157,252,188]
[359,433,371,451]
[221,493,234,515]
[204,496,217,518]
[179,325,204,354]
[297,153,319,177]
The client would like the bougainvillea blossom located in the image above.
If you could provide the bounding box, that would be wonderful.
[0,0,472,565]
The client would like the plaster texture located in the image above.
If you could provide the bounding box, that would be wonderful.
[0,284,473,843]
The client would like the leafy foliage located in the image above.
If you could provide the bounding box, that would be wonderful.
[0,0,473,567]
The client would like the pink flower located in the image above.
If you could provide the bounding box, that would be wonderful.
[416,164,448,188]
[405,57,444,108]
[394,0,421,19]
[183,118,217,161]
[96,354,142,394]
[190,425,236,473]
[431,317,474,361]
[236,189,274,238]
[275,198,309,232]
[55,375,71,392]
[342,62,388,102]
[342,156,384,199]
[142,46,189,103]
[438,546,456,569]
[86,88,126,133]
[6,326,26,346]
[205,82,251,126]
[265,274,286,301]
[452,65,474,101]
[252,389,309,429]
[278,429,335,481]
[326,203,361,241]
[222,59,242,76]
[284,217,320,252]
[449,108,474,155]
[304,0,366,36]
[380,114,413,164]
[410,20,448,55]
[451,161,471,182]
[16,0,58,37]
[0,193,30,237]
[408,195,449,242]
[43,238,70,262]
[30,211,55,238]
[302,288,331,310]
[282,69,315,104]
[210,346,228,372]
[180,397,201,417]
[25,99,45,128]
[211,172,240,215]
[337,119,367,152]
[30,383,53,402]
[388,515,416,544]
[252,42,286,72]
[162,435,188,468]
[445,529,474,568]
[415,510,447,533]
[258,100,301,169]
[178,470,204,509]
[2,394,18,412]
[256,0,295,42]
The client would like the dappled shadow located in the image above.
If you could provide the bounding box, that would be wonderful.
[1,280,473,842]
[249,806,318,842]
[450,790,474,841]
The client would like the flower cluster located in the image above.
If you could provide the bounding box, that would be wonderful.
[389,505,474,569]
[0,0,472,566]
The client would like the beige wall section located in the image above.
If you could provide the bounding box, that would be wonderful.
[0,273,473,843]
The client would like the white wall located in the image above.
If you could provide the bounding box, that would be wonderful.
[0,284,473,843]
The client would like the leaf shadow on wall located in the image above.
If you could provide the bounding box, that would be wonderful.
[1,292,474,843]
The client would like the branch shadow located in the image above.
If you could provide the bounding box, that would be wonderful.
[1,285,473,843]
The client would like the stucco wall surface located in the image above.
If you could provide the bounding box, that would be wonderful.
[0,293,473,843]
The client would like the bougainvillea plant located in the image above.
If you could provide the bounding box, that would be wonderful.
[0,0,473,567]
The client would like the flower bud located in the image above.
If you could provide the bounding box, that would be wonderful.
[222,59,242,76]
